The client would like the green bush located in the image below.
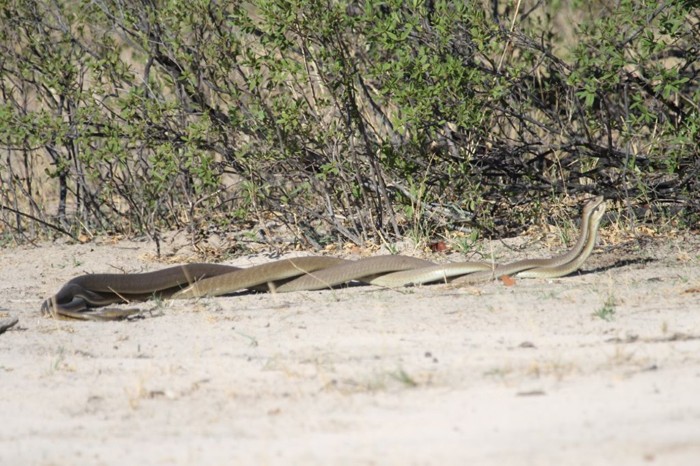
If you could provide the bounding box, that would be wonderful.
[1,0,698,245]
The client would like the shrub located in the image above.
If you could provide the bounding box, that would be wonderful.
[1,0,697,245]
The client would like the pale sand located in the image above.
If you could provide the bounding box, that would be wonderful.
[1,233,699,465]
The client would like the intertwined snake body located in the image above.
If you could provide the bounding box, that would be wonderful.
[42,196,606,320]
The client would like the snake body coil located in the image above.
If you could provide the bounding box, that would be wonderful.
[42,196,606,320]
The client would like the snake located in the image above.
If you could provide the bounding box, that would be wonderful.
[41,196,606,320]
[40,263,242,320]
[450,194,606,285]
[370,195,605,287]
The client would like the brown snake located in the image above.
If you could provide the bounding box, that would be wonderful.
[41,196,606,321]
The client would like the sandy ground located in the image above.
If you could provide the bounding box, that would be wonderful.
[1,231,699,466]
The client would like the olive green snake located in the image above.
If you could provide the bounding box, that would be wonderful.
[41,196,606,321]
